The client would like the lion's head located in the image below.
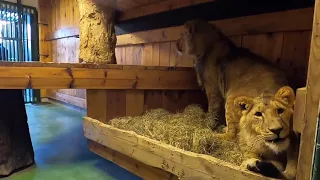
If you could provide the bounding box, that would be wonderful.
[176,20,226,59]
[234,86,295,153]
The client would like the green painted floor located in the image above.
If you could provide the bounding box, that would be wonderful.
[4,103,141,180]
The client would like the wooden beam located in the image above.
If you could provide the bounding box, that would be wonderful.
[44,8,313,44]
[118,0,214,21]
[83,117,271,180]
[116,7,313,46]
[88,140,178,180]
[293,87,306,133]
[44,27,79,41]
[297,1,320,180]
[0,62,198,90]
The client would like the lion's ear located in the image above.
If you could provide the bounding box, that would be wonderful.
[234,96,253,112]
[184,21,196,35]
[275,86,295,106]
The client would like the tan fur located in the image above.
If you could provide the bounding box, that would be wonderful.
[176,20,232,126]
[176,20,289,139]
[177,20,298,179]
[235,86,298,179]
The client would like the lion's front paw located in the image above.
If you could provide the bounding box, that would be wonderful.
[241,158,261,173]
[241,159,282,178]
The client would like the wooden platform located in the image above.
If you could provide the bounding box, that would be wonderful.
[83,117,274,180]
[0,62,198,90]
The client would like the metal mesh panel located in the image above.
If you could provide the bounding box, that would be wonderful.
[0,1,39,103]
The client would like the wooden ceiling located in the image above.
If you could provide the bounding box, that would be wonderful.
[116,0,214,21]
[116,0,163,11]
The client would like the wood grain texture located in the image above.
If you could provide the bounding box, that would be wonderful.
[281,31,311,90]
[0,62,199,90]
[293,87,306,133]
[116,8,313,46]
[144,91,163,110]
[118,0,214,21]
[162,91,189,113]
[242,33,284,63]
[45,27,79,41]
[83,117,272,180]
[159,42,171,66]
[88,140,177,180]
[125,90,145,116]
[297,1,320,179]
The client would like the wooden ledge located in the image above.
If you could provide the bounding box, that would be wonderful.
[0,61,192,71]
[83,117,272,180]
[0,62,199,90]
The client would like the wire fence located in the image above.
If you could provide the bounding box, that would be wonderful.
[0,0,39,103]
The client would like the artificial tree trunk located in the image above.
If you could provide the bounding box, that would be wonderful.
[78,0,117,64]
[0,90,34,177]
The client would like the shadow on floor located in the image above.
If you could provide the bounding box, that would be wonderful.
[4,103,142,180]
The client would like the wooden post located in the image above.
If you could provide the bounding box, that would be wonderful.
[297,0,320,179]
[77,0,117,64]
[0,90,34,176]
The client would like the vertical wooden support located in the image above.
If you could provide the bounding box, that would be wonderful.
[297,1,320,179]
[293,87,306,133]
[77,0,116,63]
[38,0,53,98]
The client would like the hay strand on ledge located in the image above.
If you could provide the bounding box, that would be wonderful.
[109,104,244,165]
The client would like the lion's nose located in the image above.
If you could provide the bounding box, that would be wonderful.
[269,127,283,136]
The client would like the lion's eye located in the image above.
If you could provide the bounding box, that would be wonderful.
[277,108,284,114]
[254,112,262,117]
[240,104,247,110]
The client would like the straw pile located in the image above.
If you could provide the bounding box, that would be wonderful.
[109,104,244,165]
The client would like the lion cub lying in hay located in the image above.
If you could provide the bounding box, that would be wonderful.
[176,20,298,179]
[235,86,298,179]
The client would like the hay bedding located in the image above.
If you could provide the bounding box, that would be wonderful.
[109,104,244,166]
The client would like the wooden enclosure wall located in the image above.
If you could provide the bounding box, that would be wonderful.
[38,0,313,109]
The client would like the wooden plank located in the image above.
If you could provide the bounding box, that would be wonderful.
[105,90,127,120]
[144,91,163,110]
[116,8,313,46]
[72,0,80,27]
[141,44,153,66]
[45,27,79,41]
[115,46,126,65]
[83,117,272,180]
[281,31,311,90]
[126,90,145,116]
[86,90,126,123]
[88,140,177,180]
[132,45,143,65]
[118,0,214,21]
[0,62,199,90]
[169,41,178,67]
[242,33,283,63]
[229,36,242,47]
[159,42,171,66]
[297,1,320,179]
[152,43,160,66]
[125,46,134,65]
[293,87,306,133]
[49,91,86,109]
[45,8,313,45]
[162,91,189,113]
[86,90,108,122]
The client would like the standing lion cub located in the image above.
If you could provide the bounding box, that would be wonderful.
[176,20,289,139]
